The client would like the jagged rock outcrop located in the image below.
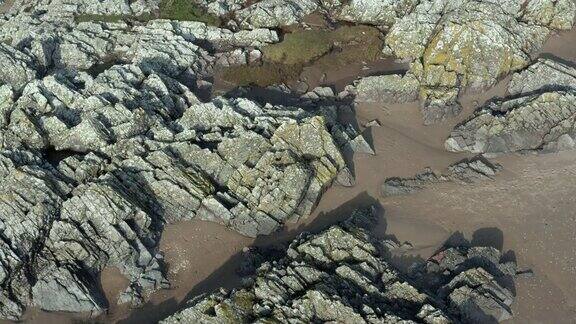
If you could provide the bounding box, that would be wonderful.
[382,157,502,197]
[0,0,549,320]
[341,0,575,123]
[508,57,576,96]
[446,58,576,154]
[235,0,318,29]
[336,0,418,27]
[446,90,576,154]
[0,72,346,318]
[352,71,420,104]
[161,207,517,323]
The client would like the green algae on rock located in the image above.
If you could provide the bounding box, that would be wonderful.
[159,0,221,25]
[218,25,384,87]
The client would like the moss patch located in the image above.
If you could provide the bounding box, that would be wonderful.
[263,30,333,65]
[263,25,384,66]
[159,0,220,25]
[218,25,384,88]
[219,63,303,87]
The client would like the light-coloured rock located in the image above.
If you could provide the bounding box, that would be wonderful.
[162,207,517,323]
[383,0,576,124]
[446,91,576,154]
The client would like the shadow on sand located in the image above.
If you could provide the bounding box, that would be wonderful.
[118,191,517,324]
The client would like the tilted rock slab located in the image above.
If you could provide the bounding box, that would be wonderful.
[447,58,576,154]
[382,157,502,197]
[161,207,517,323]
[508,57,576,96]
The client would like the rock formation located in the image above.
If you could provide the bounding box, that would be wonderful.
[0,4,350,318]
[348,0,575,123]
[162,207,517,323]
[382,157,502,197]
[446,58,576,154]
[0,0,564,320]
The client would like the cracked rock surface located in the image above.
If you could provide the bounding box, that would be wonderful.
[446,58,576,154]
[345,0,575,123]
[0,0,563,321]
[161,207,517,324]
[0,72,346,318]
[0,2,351,318]
[382,157,502,197]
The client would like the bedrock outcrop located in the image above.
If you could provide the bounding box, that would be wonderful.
[382,157,502,197]
[162,207,518,323]
[345,0,575,123]
[0,65,350,318]
[446,58,576,154]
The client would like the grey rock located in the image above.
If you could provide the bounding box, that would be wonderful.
[353,72,420,104]
[445,91,576,154]
[337,0,418,27]
[447,58,576,154]
[0,44,37,91]
[336,166,355,187]
[365,119,381,127]
[508,58,576,96]
[235,0,318,29]
[162,207,517,323]
[382,157,502,197]
[0,58,346,317]
[382,0,576,124]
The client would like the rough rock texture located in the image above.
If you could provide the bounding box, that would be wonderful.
[446,90,576,154]
[336,0,418,27]
[234,0,318,29]
[161,207,517,323]
[0,65,347,317]
[382,157,502,197]
[337,0,575,123]
[0,5,357,318]
[446,58,576,154]
[0,0,546,320]
[508,58,576,96]
[353,71,419,104]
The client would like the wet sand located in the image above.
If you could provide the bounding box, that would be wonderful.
[17,23,576,324]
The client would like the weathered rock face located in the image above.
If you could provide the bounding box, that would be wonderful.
[446,58,576,154]
[508,58,576,96]
[0,0,545,320]
[343,0,575,124]
[382,157,502,197]
[352,70,420,104]
[0,61,346,317]
[336,0,418,27]
[161,207,517,323]
[235,0,318,29]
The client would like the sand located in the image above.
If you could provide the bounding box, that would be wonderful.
[13,21,576,324]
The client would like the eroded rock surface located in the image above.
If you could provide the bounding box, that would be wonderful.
[346,0,575,123]
[446,58,576,154]
[162,207,517,323]
[0,0,555,320]
[0,66,347,317]
[382,157,502,197]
